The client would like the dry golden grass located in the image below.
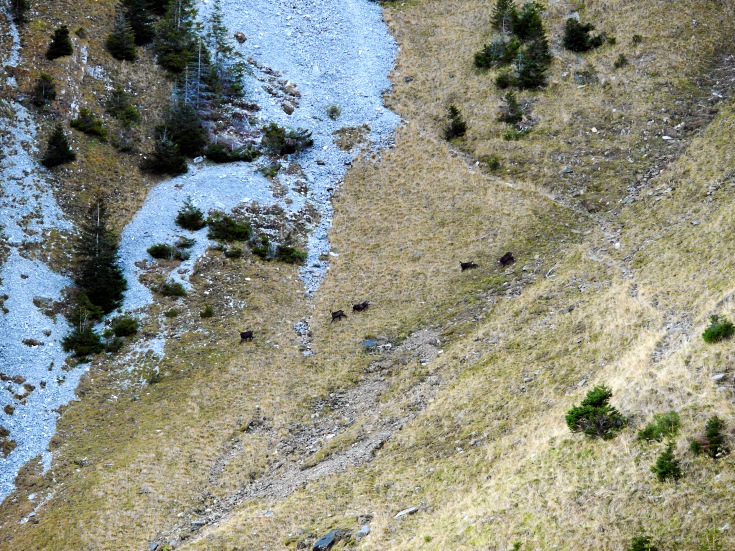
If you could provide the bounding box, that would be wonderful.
[3,0,735,550]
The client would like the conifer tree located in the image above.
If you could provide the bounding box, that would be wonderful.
[141,132,188,175]
[123,0,155,45]
[154,0,199,74]
[10,0,30,24]
[107,10,137,61]
[41,124,76,168]
[444,104,467,140]
[158,99,207,156]
[32,73,57,107]
[491,0,515,34]
[46,26,73,60]
[73,199,127,314]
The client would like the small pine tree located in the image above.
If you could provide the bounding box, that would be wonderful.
[46,26,73,60]
[32,73,57,107]
[61,292,105,359]
[71,108,107,140]
[154,0,199,74]
[106,86,140,126]
[498,91,523,124]
[175,197,206,230]
[142,133,188,175]
[650,442,682,482]
[512,2,545,41]
[41,124,76,168]
[491,0,516,34]
[444,104,467,140]
[566,385,627,439]
[73,199,128,314]
[475,36,521,69]
[514,51,547,89]
[637,411,681,442]
[106,10,137,61]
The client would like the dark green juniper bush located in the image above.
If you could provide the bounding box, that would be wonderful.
[702,314,735,343]
[563,18,605,53]
[566,385,627,439]
[629,535,658,551]
[207,213,252,241]
[71,108,107,140]
[261,123,314,155]
[637,411,681,442]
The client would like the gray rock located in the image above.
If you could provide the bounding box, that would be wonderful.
[148,543,158,551]
[394,506,419,519]
[312,529,345,550]
[561,166,573,175]
[712,373,727,382]
[355,525,371,540]
[191,520,206,531]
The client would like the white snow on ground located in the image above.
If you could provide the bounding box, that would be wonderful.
[0,5,84,501]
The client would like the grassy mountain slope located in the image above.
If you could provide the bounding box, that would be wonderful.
[2,0,735,550]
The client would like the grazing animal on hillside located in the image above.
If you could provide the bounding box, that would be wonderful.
[353,301,370,312]
[240,330,254,342]
[499,252,515,266]
[460,261,478,271]
[331,310,347,322]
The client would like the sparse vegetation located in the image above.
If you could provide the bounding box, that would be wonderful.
[638,411,681,442]
[41,124,76,168]
[650,442,682,482]
[159,281,187,297]
[204,143,259,163]
[614,54,629,69]
[444,104,467,140]
[326,104,342,120]
[702,315,735,343]
[147,243,190,261]
[566,385,627,440]
[690,416,729,459]
[207,213,252,241]
[261,123,314,155]
[200,305,214,318]
[274,245,307,265]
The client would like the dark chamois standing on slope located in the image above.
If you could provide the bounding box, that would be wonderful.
[353,301,370,312]
[240,330,254,342]
[331,310,347,322]
[460,261,478,271]
[499,252,515,266]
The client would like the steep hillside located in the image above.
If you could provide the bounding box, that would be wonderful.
[2,0,735,550]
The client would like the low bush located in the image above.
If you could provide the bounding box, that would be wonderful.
[503,127,529,141]
[61,327,104,358]
[175,198,206,231]
[562,18,605,52]
[147,243,190,261]
[326,104,342,120]
[223,246,243,259]
[629,535,658,551]
[251,235,271,259]
[565,385,627,439]
[444,104,467,140]
[159,281,187,297]
[495,70,513,89]
[614,54,628,69]
[207,214,252,241]
[204,143,259,163]
[261,123,313,155]
[259,163,281,178]
[638,411,681,442]
[111,315,139,337]
[650,442,682,482]
[200,305,214,318]
[702,314,735,343]
[71,108,107,140]
[164,308,179,317]
[690,416,729,459]
[274,245,307,265]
